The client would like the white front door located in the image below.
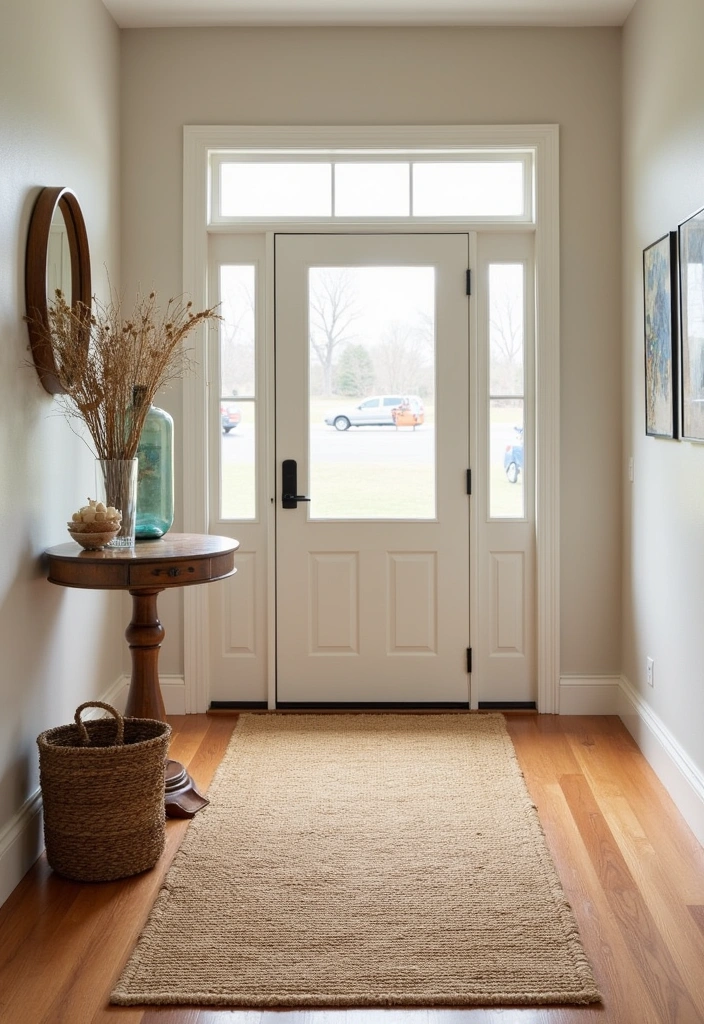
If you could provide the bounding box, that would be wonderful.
[274,234,470,705]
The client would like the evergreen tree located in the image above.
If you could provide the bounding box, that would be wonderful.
[335,344,375,396]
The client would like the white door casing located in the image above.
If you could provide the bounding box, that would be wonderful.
[183,125,560,712]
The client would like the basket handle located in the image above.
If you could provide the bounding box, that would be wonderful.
[74,702,125,746]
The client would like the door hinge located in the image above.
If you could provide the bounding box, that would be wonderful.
[466,269,472,296]
[466,647,473,673]
[466,468,472,495]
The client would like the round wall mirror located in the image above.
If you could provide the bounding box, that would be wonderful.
[25,187,91,395]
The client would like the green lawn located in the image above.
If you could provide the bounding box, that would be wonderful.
[218,396,524,520]
[311,463,434,519]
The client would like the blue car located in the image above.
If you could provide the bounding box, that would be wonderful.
[503,426,524,484]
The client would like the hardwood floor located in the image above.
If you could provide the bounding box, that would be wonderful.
[1,713,703,1024]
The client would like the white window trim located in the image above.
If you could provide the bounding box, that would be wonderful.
[182,124,560,713]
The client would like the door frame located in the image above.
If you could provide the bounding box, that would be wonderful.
[182,124,560,712]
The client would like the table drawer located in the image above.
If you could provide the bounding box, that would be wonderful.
[129,559,211,586]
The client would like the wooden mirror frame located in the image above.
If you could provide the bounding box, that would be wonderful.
[25,187,91,395]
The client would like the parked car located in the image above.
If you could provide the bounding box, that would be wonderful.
[324,395,424,431]
[221,402,242,433]
[504,426,524,483]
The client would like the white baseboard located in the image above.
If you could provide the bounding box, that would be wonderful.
[618,675,704,848]
[0,673,187,910]
[108,675,186,717]
[558,675,622,714]
[0,789,44,910]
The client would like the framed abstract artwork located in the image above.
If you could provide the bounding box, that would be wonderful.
[679,207,704,441]
[643,232,678,438]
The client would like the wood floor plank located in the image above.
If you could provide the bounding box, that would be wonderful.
[592,791,704,1019]
[565,720,704,902]
[166,715,213,768]
[197,1012,263,1023]
[504,715,582,788]
[560,772,701,1024]
[185,715,240,794]
[688,904,704,937]
[90,1006,144,1023]
[426,1011,549,1022]
[0,856,79,972]
[0,871,132,1023]
[142,1009,201,1023]
[531,781,661,1024]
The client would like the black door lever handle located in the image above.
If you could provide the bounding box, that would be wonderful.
[281,459,310,508]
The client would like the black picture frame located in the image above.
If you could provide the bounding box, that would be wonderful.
[643,231,678,439]
[679,206,704,442]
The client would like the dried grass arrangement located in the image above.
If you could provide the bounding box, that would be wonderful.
[34,288,220,459]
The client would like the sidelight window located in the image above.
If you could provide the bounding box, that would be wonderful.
[488,263,525,519]
[219,264,256,520]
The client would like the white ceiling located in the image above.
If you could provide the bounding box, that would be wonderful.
[102,0,637,30]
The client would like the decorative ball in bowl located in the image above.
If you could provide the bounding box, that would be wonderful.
[67,499,122,550]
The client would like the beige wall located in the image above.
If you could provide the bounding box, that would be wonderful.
[622,0,704,773]
[0,0,121,903]
[121,25,623,679]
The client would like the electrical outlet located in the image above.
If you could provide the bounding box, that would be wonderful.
[647,657,654,687]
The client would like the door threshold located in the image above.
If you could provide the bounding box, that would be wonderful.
[275,702,470,711]
[209,701,268,712]
[477,701,537,711]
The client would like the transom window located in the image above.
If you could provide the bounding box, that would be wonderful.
[210,152,533,223]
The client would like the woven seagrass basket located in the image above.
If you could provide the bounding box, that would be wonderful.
[37,701,172,882]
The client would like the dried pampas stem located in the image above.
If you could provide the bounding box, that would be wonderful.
[30,287,220,460]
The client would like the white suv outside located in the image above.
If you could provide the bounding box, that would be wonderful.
[324,395,424,431]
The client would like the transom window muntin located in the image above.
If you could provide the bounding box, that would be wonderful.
[211,150,533,224]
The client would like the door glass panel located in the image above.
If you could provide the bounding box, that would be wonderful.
[309,266,435,519]
[220,265,256,520]
[334,163,410,217]
[413,162,524,217]
[220,163,332,217]
[489,262,525,519]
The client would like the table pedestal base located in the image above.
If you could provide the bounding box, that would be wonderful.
[125,590,210,819]
[164,759,209,818]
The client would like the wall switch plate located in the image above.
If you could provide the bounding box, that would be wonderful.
[647,657,654,686]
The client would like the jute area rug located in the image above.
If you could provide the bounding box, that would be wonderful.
[112,713,600,1008]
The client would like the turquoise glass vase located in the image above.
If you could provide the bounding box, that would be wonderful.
[135,400,174,539]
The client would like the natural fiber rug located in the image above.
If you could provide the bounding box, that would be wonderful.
[112,713,600,1008]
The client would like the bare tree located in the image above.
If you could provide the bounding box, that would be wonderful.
[490,285,523,395]
[309,269,360,395]
[411,309,435,352]
[372,321,433,397]
[220,275,255,396]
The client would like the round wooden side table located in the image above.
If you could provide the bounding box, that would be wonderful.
[45,533,238,818]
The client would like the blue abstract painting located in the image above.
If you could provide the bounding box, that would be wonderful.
[643,233,677,438]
